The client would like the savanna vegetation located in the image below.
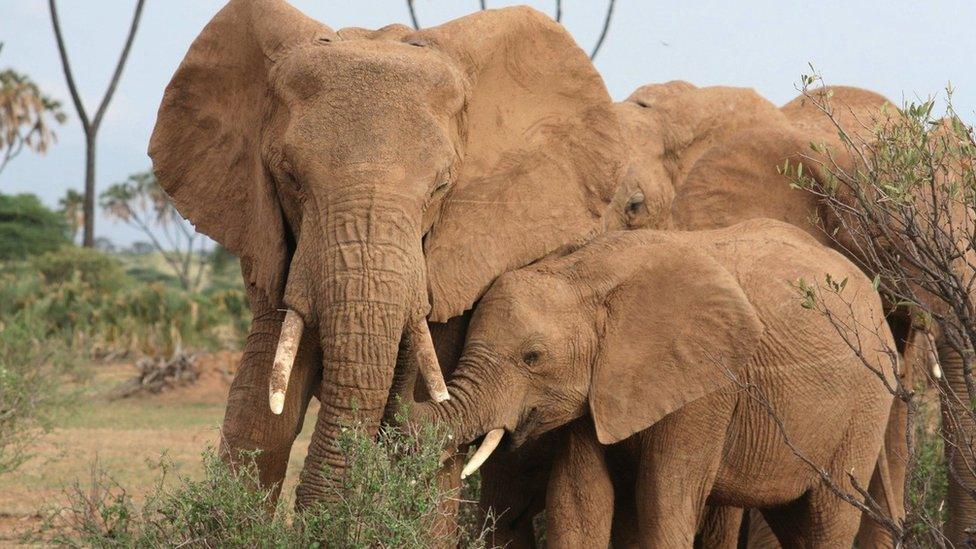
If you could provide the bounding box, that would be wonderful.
[0,189,490,546]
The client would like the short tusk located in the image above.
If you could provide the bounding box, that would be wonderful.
[461,428,504,479]
[409,317,450,403]
[927,332,942,380]
[269,310,304,415]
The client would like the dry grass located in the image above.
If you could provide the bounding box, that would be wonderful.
[0,352,317,544]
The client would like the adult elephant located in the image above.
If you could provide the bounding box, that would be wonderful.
[604,81,788,231]
[148,0,622,513]
[672,86,966,546]
[605,83,917,546]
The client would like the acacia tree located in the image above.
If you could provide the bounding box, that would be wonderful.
[48,0,146,248]
[0,43,66,177]
[100,170,210,292]
[405,0,617,60]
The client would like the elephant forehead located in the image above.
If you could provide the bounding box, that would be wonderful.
[275,41,464,102]
[480,273,577,324]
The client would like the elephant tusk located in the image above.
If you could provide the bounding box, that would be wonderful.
[927,332,942,380]
[409,317,450,403]
[269,310,304,415]
[461,428,504,479]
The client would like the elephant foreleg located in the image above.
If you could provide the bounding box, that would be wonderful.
[219,284,320,503]
[547,420,614,549]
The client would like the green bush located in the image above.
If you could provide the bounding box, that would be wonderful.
[0,312,75,474]
[30,246,126,291]
[0,192,69,260]
[44,421,493,547]
[906,397,948,545]
[2,246,250,357]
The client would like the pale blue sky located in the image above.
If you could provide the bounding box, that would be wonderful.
[1,0,974,245]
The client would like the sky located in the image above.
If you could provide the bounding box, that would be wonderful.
[1,0,974,246]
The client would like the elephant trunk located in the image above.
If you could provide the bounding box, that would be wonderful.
[413,352,513,469]
[291,189,441,509]
[940,343,976,545]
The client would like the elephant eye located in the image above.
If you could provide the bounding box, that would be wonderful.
[522,350,542,365]
[626,191,645,214]
[432,180,450,194]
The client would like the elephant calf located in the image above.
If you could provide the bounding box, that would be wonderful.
[415,218,896,547]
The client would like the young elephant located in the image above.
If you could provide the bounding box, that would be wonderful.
[414,218,896,548]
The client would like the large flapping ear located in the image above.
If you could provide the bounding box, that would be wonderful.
[589,242,764,444]
[148,0,328,300]
[418,7,623,322]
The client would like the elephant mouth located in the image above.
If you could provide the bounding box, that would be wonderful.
[459,408,549,479]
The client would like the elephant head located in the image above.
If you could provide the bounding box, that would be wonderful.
[149,0,621,506]
[603,81,787,231]
[413,230,763,478]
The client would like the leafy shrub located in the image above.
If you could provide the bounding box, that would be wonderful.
[44,422,493,547]
[30,245,127,292]
[0,192,69,260]
[0,313,75,474]
[906,395,948,544]
[2,246,249,357]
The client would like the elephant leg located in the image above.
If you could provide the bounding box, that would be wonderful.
[479,442,549,549]
[546,421,613,548]
[219,287,321,503]
[940,345,976,545]
[635,411,729,546]
[761,485,862,548]
[695,506,745,549]
[762,417,880,548]
[856,400,907,548]
[745,510,780,549]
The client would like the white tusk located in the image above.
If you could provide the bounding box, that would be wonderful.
[927,333,942,379]
[461,428,504,479]
[409,317,450,403]
[269,310,304,415]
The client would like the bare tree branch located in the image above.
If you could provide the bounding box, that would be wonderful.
[589,0,616,60]
[555,0,562,22]
[479,0,487,11]
[91,0,145,133]
[47,0,146,248]
[406,0,421,30]
[48,0,89,133]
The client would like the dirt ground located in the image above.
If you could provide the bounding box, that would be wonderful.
[0,351,317,544]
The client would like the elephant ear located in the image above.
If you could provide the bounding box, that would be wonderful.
[589,242,764,444]
[148,0,328,300]
[418,7,622,322]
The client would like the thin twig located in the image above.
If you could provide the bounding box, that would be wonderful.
[589,0,616,60]
[406,0,421,30]
[48,0,89,133]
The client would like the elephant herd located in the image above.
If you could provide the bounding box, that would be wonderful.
[149,1,970,547]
